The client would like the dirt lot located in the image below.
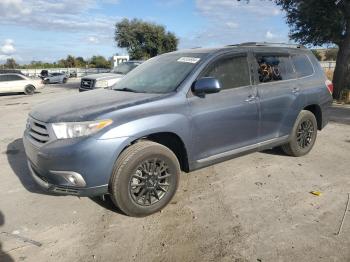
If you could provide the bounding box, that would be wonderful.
[0,81,349,262]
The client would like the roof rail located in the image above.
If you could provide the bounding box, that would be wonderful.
[227,42,306,49]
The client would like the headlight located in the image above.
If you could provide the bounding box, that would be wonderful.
[95,80,109,88]
[51,119,113,139]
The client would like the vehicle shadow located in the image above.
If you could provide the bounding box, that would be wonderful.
[89,195,126,215]
[0,211,15,262]
[261,146,287,156]
[6,138,57,196]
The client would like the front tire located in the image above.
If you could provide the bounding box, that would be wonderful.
[110,141,180,217]
[281,110,318,157]
[24,85,35,95]
[62,78,68,83]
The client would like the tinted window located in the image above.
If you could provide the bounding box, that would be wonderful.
[256,55,294,83]
[6,75,24,81]
[204,55,250,90]
[0,75,6,82]
[291,54,314,78]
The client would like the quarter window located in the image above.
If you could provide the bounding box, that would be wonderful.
[291,54,314,78]
[256,55,294,83]
[203,56,250,90]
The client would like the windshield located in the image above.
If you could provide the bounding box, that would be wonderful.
[112,62,139,75]
[112,53,206,94]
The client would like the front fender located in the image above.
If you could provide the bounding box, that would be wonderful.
[98,113,191,146]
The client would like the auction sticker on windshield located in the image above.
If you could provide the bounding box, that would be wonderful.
[177,57,201,64]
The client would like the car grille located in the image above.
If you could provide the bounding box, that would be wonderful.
[27,118,50,144]
[81,78,95,89]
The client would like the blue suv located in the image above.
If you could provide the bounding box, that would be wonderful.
[23,43,333,216]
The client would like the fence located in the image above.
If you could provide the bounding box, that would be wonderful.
[17,68,111,78]
[320,61,336,70]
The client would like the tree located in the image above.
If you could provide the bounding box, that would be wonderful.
[272,0,350,99]
[89,55,111,68]
[325,48,339,61]
[311,50,322,61]
[75,57,86,67]
[4,58,18,69]
[115,18,179,60]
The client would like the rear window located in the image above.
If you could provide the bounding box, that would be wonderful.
[256,55,295,83]
[291,54,314,78]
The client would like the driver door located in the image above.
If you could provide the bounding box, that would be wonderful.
[188,52,259,163]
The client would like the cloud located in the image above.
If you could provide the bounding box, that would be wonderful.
[0,38,22,62]
[266,30,277,39]
[0,0,119,33]
[1,39,16,54]
[180,0,288,48]
[87,36,100,44]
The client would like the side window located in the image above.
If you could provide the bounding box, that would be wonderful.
[204,55,250,90]
[0,75,6,82]
[291,54,314,78]
[7,75,24,81]
[256,55,294,83]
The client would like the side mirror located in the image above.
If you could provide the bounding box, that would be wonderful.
[192,77,221,96]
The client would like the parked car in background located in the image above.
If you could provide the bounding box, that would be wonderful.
[43,73,68,84]
[40,70,49,79]
[0,73,43,95]
[79,61,143,92]
[23,43,333,217]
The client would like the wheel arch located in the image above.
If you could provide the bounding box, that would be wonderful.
[123,132,190,173]
[303,104,322,130]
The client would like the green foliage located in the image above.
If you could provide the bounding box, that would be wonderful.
[3,58,19,69]
[2,55,110,69]
[89,55,112,68]
[324,48,338,61]
[311,50,322,61]
[115,18,179,60]
[274,0,345,46]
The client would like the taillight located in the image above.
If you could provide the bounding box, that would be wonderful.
[325,79,333,94]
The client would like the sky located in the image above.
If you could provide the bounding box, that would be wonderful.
[0,0,290,64]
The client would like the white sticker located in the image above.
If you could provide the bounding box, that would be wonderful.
[177,57,201,64]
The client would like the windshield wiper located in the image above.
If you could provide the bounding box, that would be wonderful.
[114,87,140,93]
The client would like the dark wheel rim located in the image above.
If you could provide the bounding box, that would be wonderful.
[296,119,314,149]
[26,86,34,94]
[129,158,172,206]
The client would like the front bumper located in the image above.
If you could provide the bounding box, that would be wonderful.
[23,130,130,197]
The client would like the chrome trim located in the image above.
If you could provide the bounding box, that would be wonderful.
[50,170,87,187]
[197,135,289,164]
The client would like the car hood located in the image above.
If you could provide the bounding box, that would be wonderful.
[83,73,124,81]
[30,89,167,123]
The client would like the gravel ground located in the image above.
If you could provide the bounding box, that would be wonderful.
[0,82,349,262]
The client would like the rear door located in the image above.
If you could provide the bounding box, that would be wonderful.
[7,74,27,92]
[189,52,259,161]
[252,52,299,141]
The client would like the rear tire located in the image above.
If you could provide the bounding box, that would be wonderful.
[281,110,317,157]
[110,141,180,217]
[62,78,67,83]
[24,85,35,95]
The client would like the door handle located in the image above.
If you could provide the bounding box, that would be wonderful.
[245,95,256,102]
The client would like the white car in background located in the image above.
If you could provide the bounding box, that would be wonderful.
[0,73,44,95]
[79,61,143,92]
